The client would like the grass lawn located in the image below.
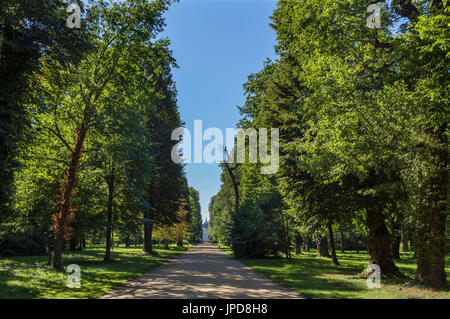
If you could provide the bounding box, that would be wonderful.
[0,244,191,299]
[218,246,450,299]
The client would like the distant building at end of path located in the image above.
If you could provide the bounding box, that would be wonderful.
[202,219,209,242]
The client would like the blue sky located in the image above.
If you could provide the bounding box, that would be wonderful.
[160,0,278,222]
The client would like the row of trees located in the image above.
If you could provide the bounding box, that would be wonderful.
[209,0,448,287]
[0,0,203,268]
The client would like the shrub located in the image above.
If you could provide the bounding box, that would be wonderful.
[0,230,47,257]
[231,203,285,259]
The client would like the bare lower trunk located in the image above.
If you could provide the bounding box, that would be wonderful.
[401,230,409,252]
[328,224,339,265]
[366,207,399,276]
[294,233,302,255]
[104,168,115,262]
[53,127,86,269]
[416,125,447,287]
[316,235,330,258]
[164,237,169,250]
[144,221,153,254]
[305,235,311,251]
[282,214,292,261]
[47,246,53,266]
[223,157,239,211]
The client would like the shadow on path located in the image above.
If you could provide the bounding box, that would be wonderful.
[100,242,302,299]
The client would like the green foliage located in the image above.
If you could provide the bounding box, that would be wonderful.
[211,0,449,285]
[229,248,450,299]
[1,0,191,263]
[231,202,286,259]
[0,244,190,299]
[187,187,203,244]
[0,0,89,215]
[208,163,240,245]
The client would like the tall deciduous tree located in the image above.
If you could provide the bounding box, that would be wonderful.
[270,0,448,283]
[34,0,173,268]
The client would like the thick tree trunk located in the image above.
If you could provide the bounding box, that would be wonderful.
[401,230,409,252]
[328,224,339,265]
[53,127,87,269]
[104,169,115,262]
[366,207,399,276]
[316,235,330,258]
[416,125,447,287]
[125,235,131,248]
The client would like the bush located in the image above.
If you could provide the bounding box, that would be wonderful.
[0,230,47,257]
[231,203,286,259]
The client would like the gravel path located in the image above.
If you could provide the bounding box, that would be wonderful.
[100,242,302,299]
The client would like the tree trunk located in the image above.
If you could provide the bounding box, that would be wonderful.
[416,125,447,287]
[328,224,339,265]
[47,246,53,266]
[53,127,87,269]
[340,231,345,253]
[305,235,311,251]
[111,225,114,250]
[125,235,130,248]
[223,157,239,212]
[164,237,169,250]
[281,213,292,261]
[401,230,409,252]
[366,207,399,276]
[316,235,330,258]
[103,168,115,262]
[295,233,302,255]
[144,221,153,254]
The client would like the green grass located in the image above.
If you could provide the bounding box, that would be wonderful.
[218,246,450,299]
[0,244,191,299]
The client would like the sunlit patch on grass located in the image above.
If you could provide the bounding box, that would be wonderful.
[217,245,450,299]
[0,244,191,299]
